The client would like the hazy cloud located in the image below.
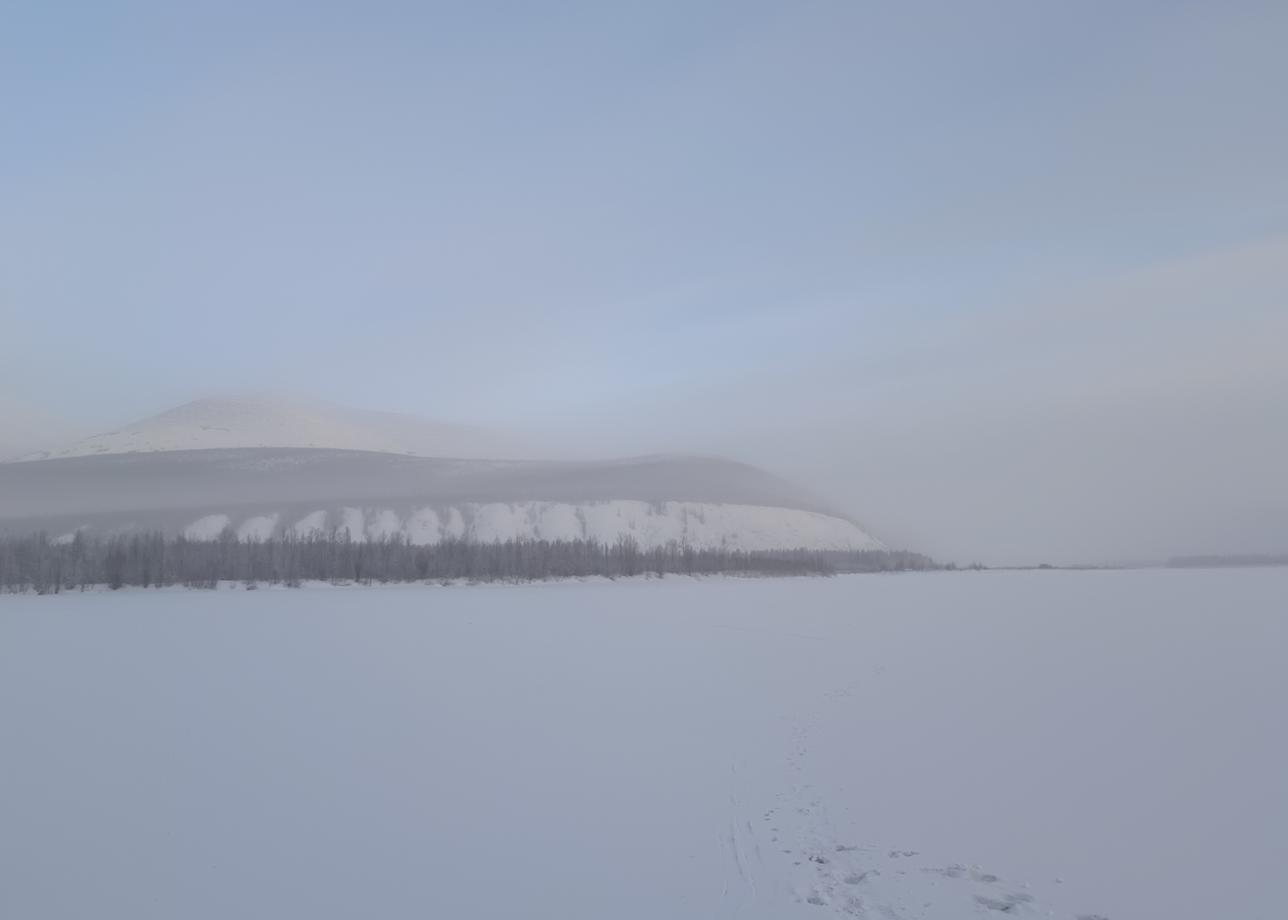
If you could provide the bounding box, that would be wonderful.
[2,2,1285,563]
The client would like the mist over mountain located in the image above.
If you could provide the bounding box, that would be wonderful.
[15,394,531,463]
[3,3,1283,567]
[1,396,883,553]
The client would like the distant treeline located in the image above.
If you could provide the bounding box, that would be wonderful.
[0,530,939,594]
[1167,554,1288,569]
[825,549,939,573]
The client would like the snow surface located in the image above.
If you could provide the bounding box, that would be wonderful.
[338,506,366,542]
[182,513,230,540]
[235,513,279,541]
[14,394,527,462]
[2,568,1284,919]
[287,509,328,538]
[178,500,883,551]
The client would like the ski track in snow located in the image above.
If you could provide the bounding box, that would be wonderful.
[719,677,1106,919]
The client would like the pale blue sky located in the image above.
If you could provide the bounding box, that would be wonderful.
[3,1,1286,562]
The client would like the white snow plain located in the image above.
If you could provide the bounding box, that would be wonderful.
[2,569,1285,919]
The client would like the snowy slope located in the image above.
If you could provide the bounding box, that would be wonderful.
[167,500,883,551]
[13,395,527,462]
[2,447,883,551]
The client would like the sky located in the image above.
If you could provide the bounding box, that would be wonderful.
[2,0,1286,564]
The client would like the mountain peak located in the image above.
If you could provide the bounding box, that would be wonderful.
[13,395,529,462]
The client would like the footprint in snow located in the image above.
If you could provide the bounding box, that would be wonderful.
[975,892,1034,912]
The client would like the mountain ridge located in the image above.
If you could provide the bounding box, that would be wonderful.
[1,397,885,552]
[11,394,529,463]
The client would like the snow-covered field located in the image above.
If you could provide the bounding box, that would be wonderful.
[2,569,1284,919]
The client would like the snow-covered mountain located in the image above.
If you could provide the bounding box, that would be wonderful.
[174,500,875,552]
[13,395,527,462]
[1,398,885,552]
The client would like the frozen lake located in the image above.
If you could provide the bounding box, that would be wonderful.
[2,569,1285,919]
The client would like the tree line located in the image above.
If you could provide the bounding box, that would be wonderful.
[0,529,938,594]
